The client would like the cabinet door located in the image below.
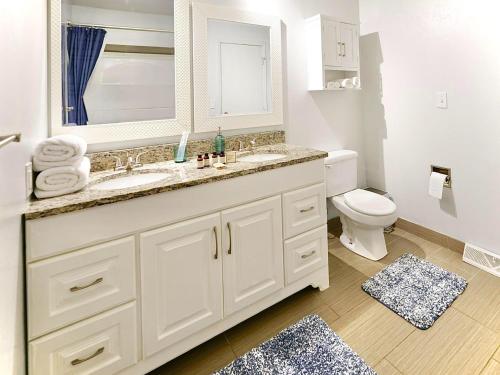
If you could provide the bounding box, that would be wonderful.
[322,19,342,67]
[222,196,284,315]
[340,23,359,68]
[140,214,222,357]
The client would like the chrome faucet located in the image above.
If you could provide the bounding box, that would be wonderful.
[239,139,257,152]
[113,151,149,172]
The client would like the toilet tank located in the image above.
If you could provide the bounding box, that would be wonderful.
[324,150,358,197]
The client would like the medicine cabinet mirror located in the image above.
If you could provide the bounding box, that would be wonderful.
[192,3,283,133]
[49,0,192,144]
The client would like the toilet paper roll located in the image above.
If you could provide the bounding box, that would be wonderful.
[428,172,448,199]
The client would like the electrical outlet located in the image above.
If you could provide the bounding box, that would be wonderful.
[436,91,448,109]
[25,162,33,197]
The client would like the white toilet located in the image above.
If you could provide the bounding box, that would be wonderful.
[325,150,397,260]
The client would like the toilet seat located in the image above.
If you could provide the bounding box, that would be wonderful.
[344,189,396,216]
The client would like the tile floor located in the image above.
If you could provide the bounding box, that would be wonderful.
[149,227,499,375]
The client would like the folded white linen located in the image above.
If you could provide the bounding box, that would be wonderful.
[34,157,90,199]
[33,135,87,171]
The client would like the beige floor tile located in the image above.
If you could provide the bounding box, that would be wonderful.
[225,287,325,356]
[149,334,235,375]
[481,360,500,375]
[495,346,500,362]
[387,307,499,375]
[321,255,372,316]
[453,271,500,333]
[330,299,415,366]
[374,359,402,375]
[328,238,384,277]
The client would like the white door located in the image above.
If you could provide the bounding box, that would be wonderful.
[140,214,222,357]
[220,42,269,115]
[322,20,342,67]
[340,23,359,68]
[222,196,284,316]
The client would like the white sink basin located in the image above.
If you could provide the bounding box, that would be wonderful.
[90,172,170,191]
[238,153,287,163]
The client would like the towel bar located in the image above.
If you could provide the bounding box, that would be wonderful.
[0,133,21,150]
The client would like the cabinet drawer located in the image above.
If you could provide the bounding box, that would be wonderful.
[28,237,136,339]
[284,225,328,284]
[29,302,137,375]
[283,183,327,239]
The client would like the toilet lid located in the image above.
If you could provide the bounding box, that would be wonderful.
[344,189,397,216]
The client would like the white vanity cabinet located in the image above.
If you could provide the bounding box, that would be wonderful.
[25,159,328,375]
[140,214,223,357]
[222,196,284,315]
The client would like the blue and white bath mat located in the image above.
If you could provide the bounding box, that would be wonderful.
[214,314,376,375]
[362,253,467,330]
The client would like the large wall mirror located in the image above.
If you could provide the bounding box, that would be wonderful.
[49,0,192,144]
[193,3,283,133]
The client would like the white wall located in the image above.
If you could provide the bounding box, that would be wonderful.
[0,0,47,373]
[359,0,500,254]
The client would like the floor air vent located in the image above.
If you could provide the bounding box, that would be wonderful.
[463,243,500,277]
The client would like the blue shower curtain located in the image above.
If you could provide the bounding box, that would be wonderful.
[66,27,106,125]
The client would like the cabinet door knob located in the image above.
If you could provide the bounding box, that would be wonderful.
[213,226,219,259]
[71,347,104,366]
[227,222,232,255]
[70,277,103,292]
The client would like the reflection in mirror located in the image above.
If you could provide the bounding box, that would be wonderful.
[61,0,175,126]
[207,19,271,117]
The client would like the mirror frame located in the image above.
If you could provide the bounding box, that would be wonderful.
[48,0,192,144]
[192,2,283,133]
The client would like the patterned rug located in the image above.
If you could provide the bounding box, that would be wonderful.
[214,315,376,375]
[362,253,467,329]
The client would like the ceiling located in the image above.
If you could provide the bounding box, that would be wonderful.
[66,0,175,15]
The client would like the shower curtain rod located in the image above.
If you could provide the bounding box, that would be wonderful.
[64,21,174,34]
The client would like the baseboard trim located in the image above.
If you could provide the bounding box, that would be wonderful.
[327,216,465,254]
[396,218,465,254]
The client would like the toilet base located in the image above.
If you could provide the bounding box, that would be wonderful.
[338,214,388,261]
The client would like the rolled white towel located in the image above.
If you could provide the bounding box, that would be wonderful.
[340,78,354,89]
[34,157,90,199]
[33,135,87,171]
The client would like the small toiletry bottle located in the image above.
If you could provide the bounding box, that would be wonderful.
[214,127,225,154]
[220,151,226,164]
[211,152,218,167]
[204,153,210,168]
[197,154,204,169]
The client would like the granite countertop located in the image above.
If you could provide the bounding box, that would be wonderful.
[25,144,327,220]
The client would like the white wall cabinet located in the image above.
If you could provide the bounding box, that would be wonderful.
[25,159,328,375]
[140,214,223,357]
[306,14,360,91]
[222,196,283,315]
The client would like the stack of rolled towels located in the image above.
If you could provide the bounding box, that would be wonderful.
[33,135,90,199]
[327,77,361,90]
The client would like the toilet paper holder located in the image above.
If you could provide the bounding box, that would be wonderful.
[431,165,451,188]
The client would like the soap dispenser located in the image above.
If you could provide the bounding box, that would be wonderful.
[214,127,225,154]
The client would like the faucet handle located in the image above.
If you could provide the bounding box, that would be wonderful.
[134,150,151,168]
[112,156,125,171]
[239,141,245,152]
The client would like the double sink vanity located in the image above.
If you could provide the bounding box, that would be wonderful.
[24,143,329,374]
[33,0,332,372]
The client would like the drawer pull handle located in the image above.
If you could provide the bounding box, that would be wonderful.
[71,347,104,366]
[213,226,219,259]
[301,251,316,259]
[70,277,103,292]
[227,222,232,255]
[300,206,315,213]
